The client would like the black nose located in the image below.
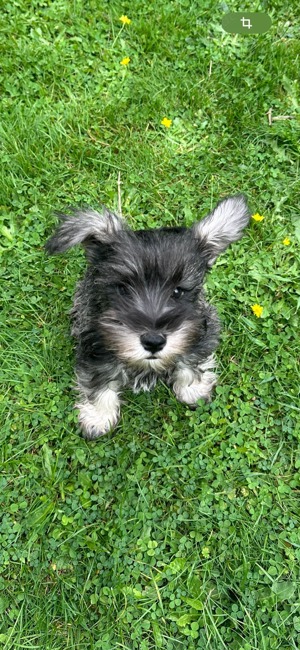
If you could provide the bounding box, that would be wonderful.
[140,332,166,353]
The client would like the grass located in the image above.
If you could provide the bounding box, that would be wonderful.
[1,0,300,648]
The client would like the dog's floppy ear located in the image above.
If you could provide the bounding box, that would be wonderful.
[45,207,125,255]
[193,194,250,267]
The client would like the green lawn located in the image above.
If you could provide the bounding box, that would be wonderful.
[1,1,300,648]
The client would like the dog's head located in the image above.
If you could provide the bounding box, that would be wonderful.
[46,195,250,368]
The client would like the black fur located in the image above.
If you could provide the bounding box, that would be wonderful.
[46,195,250,438]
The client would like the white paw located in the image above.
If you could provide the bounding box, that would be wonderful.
[76,388,120,439]
[173,371,217,405]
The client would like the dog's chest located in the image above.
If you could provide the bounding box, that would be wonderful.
[130,370,159,393]
[125,367,172,394]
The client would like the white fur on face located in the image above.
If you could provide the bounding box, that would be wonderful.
[102,320,198,370]
[162,323,197,359]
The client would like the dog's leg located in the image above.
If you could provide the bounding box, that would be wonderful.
[172,355,217,406]
[76,382,121,439]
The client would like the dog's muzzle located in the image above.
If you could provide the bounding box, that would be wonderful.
[140,332,166,354]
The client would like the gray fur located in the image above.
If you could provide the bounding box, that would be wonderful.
[46,194,250,438]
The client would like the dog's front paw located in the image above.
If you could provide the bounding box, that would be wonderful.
[173,371,217,406]
[76,389,120,439]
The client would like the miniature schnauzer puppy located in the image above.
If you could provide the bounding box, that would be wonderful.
[46,194,250,439]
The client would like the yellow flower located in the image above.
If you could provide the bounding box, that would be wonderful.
[251,304,263,318]
[283,237,290,245]
[120,57,130,66]
[119,15,131,24]
[252,213,265,221]
[161,117,172,128]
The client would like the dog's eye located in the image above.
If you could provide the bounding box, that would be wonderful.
[117,284,130,297]
[172,287,185,299]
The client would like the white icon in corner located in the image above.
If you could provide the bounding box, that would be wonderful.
[240,17,252,29]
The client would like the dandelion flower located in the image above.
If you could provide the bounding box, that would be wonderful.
[283,237,290,245]
[252,213,265,221]
[119,15,131,24]
[161,117,172,128]
[120,57,130,66]
[251,304,263,318]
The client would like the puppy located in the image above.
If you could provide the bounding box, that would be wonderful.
[46,194,250,439]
